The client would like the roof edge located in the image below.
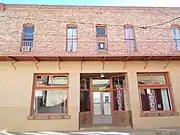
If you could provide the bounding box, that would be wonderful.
[3,3,180,10]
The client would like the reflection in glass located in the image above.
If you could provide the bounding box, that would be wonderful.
[112,76,125,89]
[93,92,101,103]
[104,103,111,115]
[34,90,67,114]
[103,92,110,103]
[80,77,90,90]
[94,104,101,115]
[113,90,125,111]
[80,91,90,112]
[137,74,166,84]
[140,88,172,111]
[80,76,86,89]
[37,76,68,86]
[92,79,110,89]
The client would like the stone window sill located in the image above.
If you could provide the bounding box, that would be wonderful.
[140,111,179,117]
[27,114,71,120]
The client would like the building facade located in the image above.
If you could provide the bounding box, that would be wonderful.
[0,3,180,132]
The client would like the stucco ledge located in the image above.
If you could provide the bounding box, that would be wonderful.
[27,115,71,120]
[140,112,179,117]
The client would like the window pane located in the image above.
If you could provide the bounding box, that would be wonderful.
[112,76,125,89]
[174,39,180,49]
[34,90,67,114]
[93,103,101,115]
[24,27,34,39]
[93,92,101,103]
[36,76,68,86]
[126,39,135,51]
[113,90,125,111]
[86,77,90,90]
[92,79,110,89]
[67,39,77,52]
[104,103,111,115]
[80,77,90,90]
[80,76,86,89]
[68,27,77,38]
[172,28,180,39]
[96,27,106,36]
[125,28,134,39]
[80,91,90,112]
[137,74,166,84]
[140,88,171,111]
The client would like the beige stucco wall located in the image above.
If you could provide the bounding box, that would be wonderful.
[0,61,180,131]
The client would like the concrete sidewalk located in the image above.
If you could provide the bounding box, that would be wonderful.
[1,128,180,135]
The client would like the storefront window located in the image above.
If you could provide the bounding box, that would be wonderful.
[138,73,173,112]
[112,75,126,111]
[80,76,90,112]
[30,73,69,115]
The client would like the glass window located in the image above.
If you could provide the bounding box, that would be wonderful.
[80,91,90,112]
[22,25,34,48]
[34,90,67,114]
[138,73,173,112]
[92,79,110,89]
[36,76,68,86]
[67,26,77,52]
[96,27,106,36]
[113,90,125,111]
[24,26,34,39]
[137,74,166,85]
[80,77,90,90]
[112,76,125,89]
[172,28,180,49]
[124,27,135,51]
[140,88,172,111]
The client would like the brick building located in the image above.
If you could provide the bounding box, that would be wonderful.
[0,3,180,132]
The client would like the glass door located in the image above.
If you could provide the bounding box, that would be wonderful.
[92,78,112,124]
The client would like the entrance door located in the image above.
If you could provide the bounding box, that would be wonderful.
[92,91,112,124]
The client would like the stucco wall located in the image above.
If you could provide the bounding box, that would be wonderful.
[0,61,180,131]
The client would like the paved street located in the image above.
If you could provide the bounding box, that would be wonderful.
[1,129,180,135]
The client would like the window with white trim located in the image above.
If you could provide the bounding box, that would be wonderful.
[172,27,180,50]
[67,26,77,52]
[124,26,136,51]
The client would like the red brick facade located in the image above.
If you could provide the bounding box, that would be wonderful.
[0,4,180,57]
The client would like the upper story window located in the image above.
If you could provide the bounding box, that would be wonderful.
[21,24,34,52]
[67,25,77,53]
[124,25,136,52]
[171,24,180,51]
[96,25,106,36]
[96,25,107,51]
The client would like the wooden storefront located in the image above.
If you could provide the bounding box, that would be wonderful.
[79,73,132,127]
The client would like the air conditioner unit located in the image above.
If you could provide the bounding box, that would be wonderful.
[22,46,31,52]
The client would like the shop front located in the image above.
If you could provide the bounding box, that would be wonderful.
[79,73,132,128]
